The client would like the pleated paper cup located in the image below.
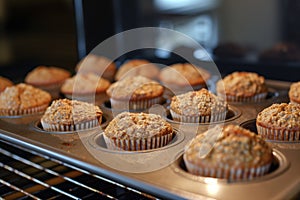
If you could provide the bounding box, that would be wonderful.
[103,132,174,151]
[218,92,268,103]
[170,109,227,123]
[183,154,272,181]
[0,103,49,116]
[256,123,300,141]
[110,96,163,110]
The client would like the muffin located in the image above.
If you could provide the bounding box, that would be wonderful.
[183,125,273,180]
[41,98,102,131]
[213,42,247,59]
[115,59,160,81]
[216,72,268,102]
[106,75,164,110]
[259,42,300,62]
[0,83,51,116]
[61,73,111,105]
[170,88,228,123]
[289,81,300,104]
[256,103,300,141]
[103,112,173,151]
[0,76,13,93]
[76,54,116,82]
[159,63,211,95]
[25,65,71,99]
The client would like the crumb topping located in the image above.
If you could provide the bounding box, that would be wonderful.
[170,88,228,116]
[0,83,51,110]
[106,75,164,100]
[25,66,71,85]
[0,76,13,92]
[159,63,211,86]
[61,73,111,95]
[217,72,268,97]
[289,81,300,103]
[257,103,300,130]
[184,125,273,168]
[104,112,173,139]
[41,99,102,125]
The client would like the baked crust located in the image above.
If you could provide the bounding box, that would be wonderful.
[106,75,164,101]
[0,83,51,111]
[115,59,159,81]
[41,98,102,125]
[61,73,111,95]
[184,125,273,169]
[256,103,300,131]
[104,112,173,139]
[216,72,268,97]
[0,76,13,92]
[25,66,71,86]
[289,81,300,104]
[170,88,227,116]
[159,63,210,87]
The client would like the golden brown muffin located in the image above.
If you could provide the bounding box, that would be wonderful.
[0,83,51,116]
[115,59,160,81]
[184,125,273,180]
[107,75,164,110]
[41,98,102,131]
[103,112,173,151]
[170,88,228,123]
[76,54,117,82]
[256,103,300,141]
[159,63,210,94]
[289,81,300,104]
[0,76,13,93]
[216,71,268,102]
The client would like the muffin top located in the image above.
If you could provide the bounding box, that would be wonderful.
[25,66,71,86]
[76,54,116,81]
[184,125,273,168]
[41,99,102,125]
[159,63,211,87]
[106,75,164,101]
[216,72,268,97]
[0,76,13,92]
[170,88,228,116]
[289,81,300,103]
[0,83,51,110]
[61,73,111,95]
[115,59,159,81]
[104,112,173,139]
[256,103,300,130]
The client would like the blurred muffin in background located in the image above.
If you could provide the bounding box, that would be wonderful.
[0,76,13,93]
[259,42,300,62]
[213,42,247,59]
[289,81,300,104]
[76,54,116,82]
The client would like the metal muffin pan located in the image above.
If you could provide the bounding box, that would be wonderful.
[0,79,299,199]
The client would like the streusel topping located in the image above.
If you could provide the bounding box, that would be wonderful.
[159,63,210,86]
[184,125,272,167]
[289,81,300,103]
[61,73,111,95]
[25,66,71,85]
[41,99,102,125]
[106,76,164,100]
[257,103,300,130]
[104,112,173,139]
[0,76,13,92]
[217,72,268,97]
[170,88,228,116]
[0,83,51,110]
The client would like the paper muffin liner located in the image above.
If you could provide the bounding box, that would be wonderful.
[170,109,227,123]
[183,154,272,181]
[218,92,268,103]
[0,103,49,116]
[256,123,300,141]
[103,131,174,151]
[110,96,163,110]
[41,117,101,132]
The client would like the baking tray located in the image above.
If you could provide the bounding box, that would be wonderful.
[0,79,299,200]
